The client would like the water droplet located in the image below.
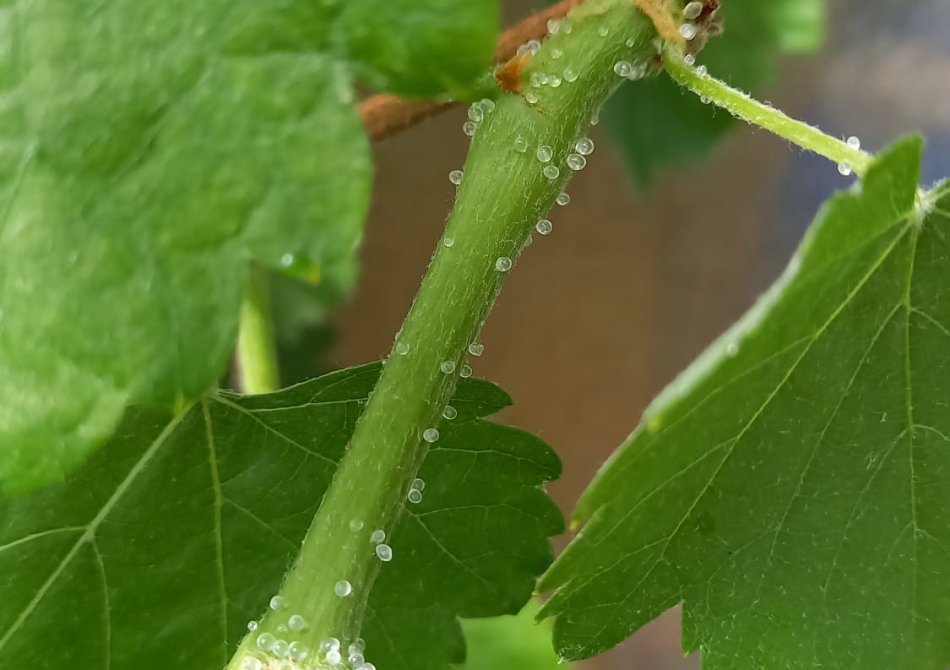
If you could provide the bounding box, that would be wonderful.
[269,596,286,611]
[350,639,366,654]
[526,39,542,55]
[467,106,483,123]
[280,253,295,268]
[543,165,560,180]
[726,342,740,357]
[276,624,288,634]
[525,91,539,104]
[247,620,258,632]
[551,48,563,60]
[349,652,366,667]
[273,640,290,658]
[443,405,458,420]
[684,54,696,66]
[376,544,393,562]
[563,67,578,82]
[683,1,703,20]
[495,256,513,272]
[289,641,309,662]
[371,529,386,544]
[548,76,562,88]
[320,638,341,652]
[449,170,464,185]
[696,65,707,77]
[547,18,561,34]
[590,112,600,125]
[468,343,485,357]
[362,664,377,670]
[349,519,364,532]
[536,145,553,163]
[257,633,277,651]
[460,364,473,378]
[288,614,307,631]
[412,477,426,491]
[240,657,264,670]
[556,192,571,206]
[334,580,352,597]
[440,360,456,374]
[566,153,587,171]
[614,61,633,78]
[700,96,710,104]
[536,219,553,235]
[326,649,343,666]
[423,428,440,443]
[481,98,495,113]
[462,121,477,137]
[625,37,636,47]
[408,489,423,504]
[514,137,529,153]
[575,137,595,155]
[847,136,861,150]
[395,341,410,355]
[443,236,454,248]
[561,18,573,33]
[838,161,853,176]
[598,25,609,36]
[679,23,698,40]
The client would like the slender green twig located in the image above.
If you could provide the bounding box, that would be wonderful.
[662,45,874,177]
[236,266,280,395]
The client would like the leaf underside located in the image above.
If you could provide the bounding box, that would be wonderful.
[0,0,498,494]
[0,364,562,670]
[540,138,950,670]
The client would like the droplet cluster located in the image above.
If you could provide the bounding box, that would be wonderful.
[460,98,496,140]
[407,477,425,504]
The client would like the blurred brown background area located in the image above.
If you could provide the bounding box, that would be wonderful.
[318,0,950,667]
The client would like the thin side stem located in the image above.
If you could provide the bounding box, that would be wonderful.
[236,267,280,395]
[662,45,874,176]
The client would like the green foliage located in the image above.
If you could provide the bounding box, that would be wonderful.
[604,0,824,184]
[0,0,498,494]
[460,602,564,670]
[0,364,561,669]
[540,138,950,670]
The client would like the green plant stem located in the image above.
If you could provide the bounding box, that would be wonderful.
[236,266,280,395]
[226,1,664,667]
[662,45,875,176]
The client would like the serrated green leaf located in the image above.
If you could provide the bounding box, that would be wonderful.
[0,363,561,670]
[604,0,824,184]
[0,0,498,494]
[539,138,950,669]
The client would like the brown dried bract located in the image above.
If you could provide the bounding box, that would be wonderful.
[495,52,531,94]
[633,0,683,46]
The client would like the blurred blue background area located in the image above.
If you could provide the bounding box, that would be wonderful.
[774,0,950,266]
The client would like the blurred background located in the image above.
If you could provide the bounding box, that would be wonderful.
[276,0,950,667]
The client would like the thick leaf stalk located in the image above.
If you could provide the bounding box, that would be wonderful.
[227,0,665,668]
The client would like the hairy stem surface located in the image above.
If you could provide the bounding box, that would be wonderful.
[662,45,874,175]
[227,0,665,667]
